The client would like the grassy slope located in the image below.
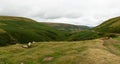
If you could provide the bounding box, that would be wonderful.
[68,16,120,41]
[0,39,120,64]
[40,22,90,31]
[0,16,66,45]
[67,30,100,41]
[95,16,120,33]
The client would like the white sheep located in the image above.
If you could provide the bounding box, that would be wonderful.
[22,42,34,48]
[28,42,32,47]
[22,45,28,48]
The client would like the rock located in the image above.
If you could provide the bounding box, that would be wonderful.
[32,41,36,44]
[43,57,53,62]
[22,45,28,48]
[101,37,110,40]
[20,62,24,64]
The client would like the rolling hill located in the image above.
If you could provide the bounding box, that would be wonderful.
[68,16,120,41]
[95,16,120,33]
[0,16,66,46]
[40,22,90,31]
[0,16,120,46]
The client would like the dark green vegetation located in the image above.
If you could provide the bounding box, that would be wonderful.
[41,22,90,31]
[68,30,101,41]
[95,16,120,33]
[0,16,66,46]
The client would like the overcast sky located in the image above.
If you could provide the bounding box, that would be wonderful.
[0,0,120,26]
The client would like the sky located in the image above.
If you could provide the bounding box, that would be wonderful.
[0,0,120,26]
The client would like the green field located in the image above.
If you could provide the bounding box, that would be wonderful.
[0,39,120,64]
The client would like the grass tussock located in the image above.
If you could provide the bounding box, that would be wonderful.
[0,39,120,64]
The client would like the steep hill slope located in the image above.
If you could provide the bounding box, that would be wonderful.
[0,16,66,46]
[41,22,90,31]
[95,16,120,33]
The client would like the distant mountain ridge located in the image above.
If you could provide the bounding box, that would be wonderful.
[40,22,90,31]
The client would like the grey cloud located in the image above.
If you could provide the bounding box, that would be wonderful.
[0,0,120,26]
[28,8,82,19]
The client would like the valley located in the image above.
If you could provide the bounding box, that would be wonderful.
[0,16,120,64]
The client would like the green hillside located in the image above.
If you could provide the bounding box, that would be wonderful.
[0,16,66,46]
[95,16,120,33]
[41,22,90,31]
[1,16,120,46]
[67,30,101,41]
[68,16,120,41]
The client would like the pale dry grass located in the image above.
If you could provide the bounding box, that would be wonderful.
[0,39,120,64]
[86,48,120,64]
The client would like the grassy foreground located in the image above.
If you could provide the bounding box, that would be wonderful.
[0,39,120,64]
